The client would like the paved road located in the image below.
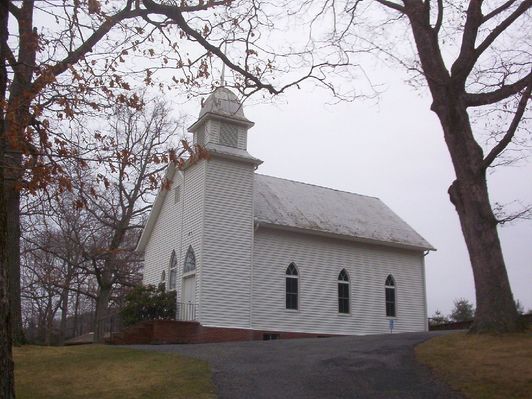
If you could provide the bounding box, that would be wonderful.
[130,332,463,399]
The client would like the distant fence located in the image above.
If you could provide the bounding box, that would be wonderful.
[429,319,473,331]
[429,313,532,331]
[96,312,123,340]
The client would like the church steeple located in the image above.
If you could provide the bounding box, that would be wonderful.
[188,87,261,166]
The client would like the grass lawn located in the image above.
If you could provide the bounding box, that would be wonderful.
[416,331,532,399]
[14,344,216,399]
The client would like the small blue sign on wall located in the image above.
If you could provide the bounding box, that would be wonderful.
[389,319,395,333]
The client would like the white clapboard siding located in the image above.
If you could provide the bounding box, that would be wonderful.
[251,227,427,335]
[142,162,206,311]
[176,161,206,317]
[142,171,184,289]
[200,157,255,328]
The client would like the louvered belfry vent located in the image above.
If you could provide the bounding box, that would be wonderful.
[220,123,238,147]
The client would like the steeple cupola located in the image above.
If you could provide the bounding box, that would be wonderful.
[188,87,261,165]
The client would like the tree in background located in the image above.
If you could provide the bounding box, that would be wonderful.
[20,98,182,343]
[429,310,450,326]
[21,192,96,345]
[72,99,181,341]
[450,298,476,322]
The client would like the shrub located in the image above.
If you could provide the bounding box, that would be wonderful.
[450,298,475,322]
[120,284,176,326]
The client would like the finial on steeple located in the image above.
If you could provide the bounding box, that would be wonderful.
[220,41,227,86]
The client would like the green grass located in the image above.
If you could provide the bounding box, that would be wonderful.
[416,331,532,399]
[14,345,216,399]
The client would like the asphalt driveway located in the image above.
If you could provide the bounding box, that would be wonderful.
[130,331,463,399]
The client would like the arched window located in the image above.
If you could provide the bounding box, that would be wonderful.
[286,263,298,310]
[183,246,196,274]
[169,250,178,290]
[385,275,396,317]
[338,269,350,314]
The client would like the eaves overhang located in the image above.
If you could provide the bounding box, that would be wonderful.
[253,220,436,253]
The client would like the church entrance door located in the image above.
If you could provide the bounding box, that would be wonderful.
[181,275,196,321]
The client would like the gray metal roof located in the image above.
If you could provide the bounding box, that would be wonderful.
[254,174,434,251]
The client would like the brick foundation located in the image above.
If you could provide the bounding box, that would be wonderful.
[109,320,337,345]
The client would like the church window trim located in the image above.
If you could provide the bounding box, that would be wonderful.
[285,263,299,311]
[385,275,396,318]
[168,250,178,291]
[338,269,350,315]
[183,246,196,277]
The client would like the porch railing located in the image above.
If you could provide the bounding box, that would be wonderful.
[176,302,197,321]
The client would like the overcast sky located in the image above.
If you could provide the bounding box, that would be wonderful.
[208,71,532,316]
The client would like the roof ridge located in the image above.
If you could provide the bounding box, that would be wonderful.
[255,173,380,200]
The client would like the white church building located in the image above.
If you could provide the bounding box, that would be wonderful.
[137,88,435,339]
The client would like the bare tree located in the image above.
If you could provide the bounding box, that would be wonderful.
[21,195,91,345]
[0,0,14,396]
[21,98,180,343]
[71,99,181,341]
[299,0,530,333]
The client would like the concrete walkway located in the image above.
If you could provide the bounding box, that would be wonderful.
[130,331,463,399]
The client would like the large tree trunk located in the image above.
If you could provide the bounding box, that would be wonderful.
[94,282,112,343]
[0,0,16,396]
[402,1,521,334]
[0,222,14,398]
[44,297,53,346]
[73,285,81,337]
[0,194,15,397]
[5,0,36,347]
[6,188,22,345]
[448,177,520,332]
[59,288,69,345]
[436,96,520,333]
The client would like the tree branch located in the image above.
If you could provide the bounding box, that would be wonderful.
[434,0,443,35]
[451,0,483,79]
[482,82,531,170]
[375,0,405,13]
[141,0,280,94]
[30,1,148,95]
[465,71,532,106]
[8,1,20,20]
[475,0,531,60]
[482,0,518,23]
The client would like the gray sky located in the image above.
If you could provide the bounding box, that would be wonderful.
[229,73,532,316]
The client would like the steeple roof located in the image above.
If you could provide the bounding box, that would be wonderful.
[188,87,253,132]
